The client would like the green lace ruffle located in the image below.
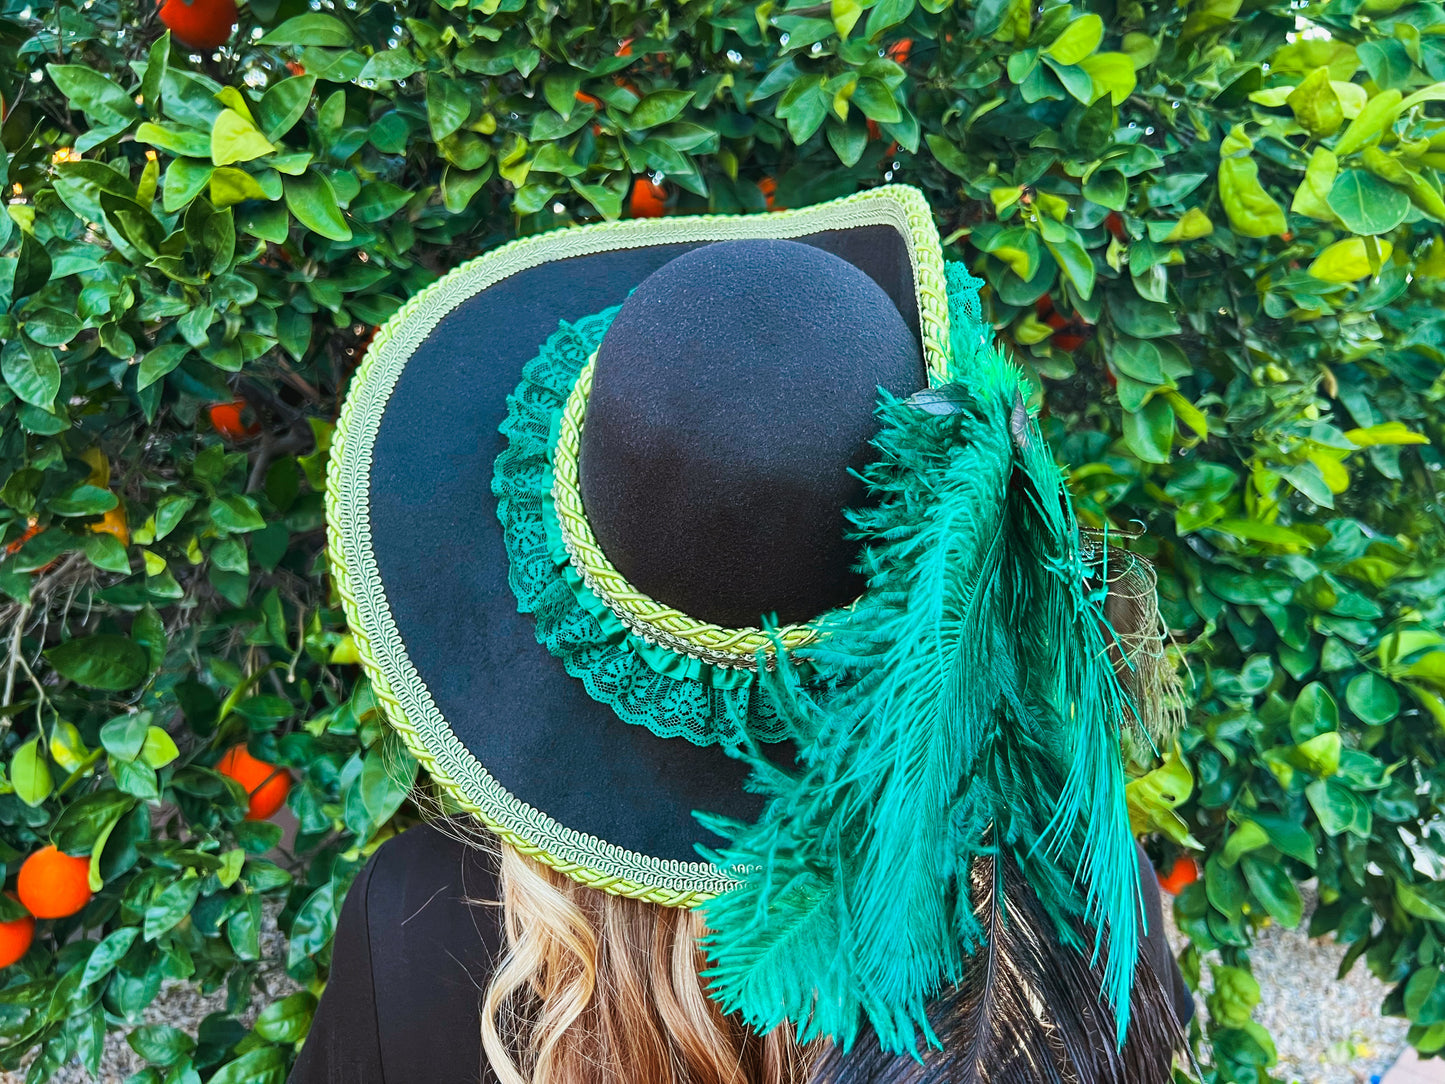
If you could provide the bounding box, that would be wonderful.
[492,306,790,747]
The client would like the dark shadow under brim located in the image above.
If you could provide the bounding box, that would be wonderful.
[327,188,952,902]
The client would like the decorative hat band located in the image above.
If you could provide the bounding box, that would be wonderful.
[551,353,817,673]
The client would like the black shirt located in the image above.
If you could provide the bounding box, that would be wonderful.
[288,825,1192,1084]
[288,823,502,1084]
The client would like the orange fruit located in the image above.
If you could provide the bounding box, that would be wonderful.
[0,897,34,969]
[90,504,130,547]
[217,744,292,821]
[1158,856,1199,895]
[4,518,41,557]
[1104,211,1126,241]
[886,38,913,64]
[208,399,260,441]
[757,176,778,212]
[575,91,603,109]
[157,0,237,50]
[17,846,93,920]
[629,178,667,218]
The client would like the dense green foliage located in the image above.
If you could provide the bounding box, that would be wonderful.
[0,0,1442,1078]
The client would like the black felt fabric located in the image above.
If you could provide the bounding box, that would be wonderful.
[286,825,1192,1084]
[368,225,919,864]
[580,240,925,627]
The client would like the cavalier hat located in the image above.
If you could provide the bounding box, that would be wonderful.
[326,184,1182,1061]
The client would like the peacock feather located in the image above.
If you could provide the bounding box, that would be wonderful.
[698,264,1182,1067]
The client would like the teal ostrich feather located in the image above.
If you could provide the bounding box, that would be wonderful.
[698,265,1153,1056]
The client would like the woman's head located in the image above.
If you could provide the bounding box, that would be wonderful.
[482,842,811,1084]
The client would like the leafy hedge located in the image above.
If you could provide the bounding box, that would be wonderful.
[1,0,1443,1079]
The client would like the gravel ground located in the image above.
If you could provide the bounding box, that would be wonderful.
[1166,888,1409,1084]
[7,888,1412,1083]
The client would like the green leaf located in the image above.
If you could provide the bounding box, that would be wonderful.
[1286,67,1343,137]
[1123,396,1175,463]
[1334,88,1402,156]
[284,172,352,242]
[1241,854,1304,927]
[1327,169,1409,235]
[100,712,150,761]
[143,877,202,940]
[255,991,318,1043]
[137,345,192,393]
[258,74,317,141]
[83,532,130,574]
[46,65,137,123]
[1308,236,1394,282]
[140,727,179,769]
[865,0,915,37]
[127,1025,194,1067]
[1292,147,1339,221]
[831,0,863,37]
[209,494,267,533]
[1346,672,1400,724]
[1405,968,1445,1026]
[217,848,245,888]
[1290,681,1339,741]
[163,159,214,213]
[1078,53,1136,105]
[426,77,471,142]
[360,746,417,826]
[360,49,421,82]
[1399,883,1445,925]
[2,342,61,411]
[1306,777,1373,837]
[136,121,212,158]
[81,928,139,987]
[1221,819,1268,864]
[852,78,902,123]
[209,1047,288,1084]
[1246,811,1317,867]
[50,484,118,517]
[11,738,53,807]
[1218,140,1287,237]
[630,90,693,128]
[1037,218,1095,299]
[46,634,151,691]
[211,110,276,166]
[1045,14,1104,66]
[259,13,352,46]
[23,307,82,348]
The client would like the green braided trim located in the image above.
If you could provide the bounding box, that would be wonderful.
[325,185,952,907]
[552,354,816,670]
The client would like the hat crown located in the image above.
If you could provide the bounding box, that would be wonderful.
[579,238,925,628]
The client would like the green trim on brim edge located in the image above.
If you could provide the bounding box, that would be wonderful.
[325,185,952,908]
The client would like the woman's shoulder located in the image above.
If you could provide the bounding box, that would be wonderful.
[289,820,503,1084]
[358,817,503,982]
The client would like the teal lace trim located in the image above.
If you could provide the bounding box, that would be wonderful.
[493,307,790,747]
[944,262,990,383]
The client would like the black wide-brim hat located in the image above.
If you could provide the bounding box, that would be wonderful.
[326,186,957,906]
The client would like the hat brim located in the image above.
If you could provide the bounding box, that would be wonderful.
[326,186,952,905]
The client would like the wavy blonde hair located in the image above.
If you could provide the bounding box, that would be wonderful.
[481,843,811,1084]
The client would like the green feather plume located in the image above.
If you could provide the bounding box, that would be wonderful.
[698,264,1155,1055]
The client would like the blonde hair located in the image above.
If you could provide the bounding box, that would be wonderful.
[481,843,811,1084]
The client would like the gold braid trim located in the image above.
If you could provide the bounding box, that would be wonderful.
[551,355,817,671]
